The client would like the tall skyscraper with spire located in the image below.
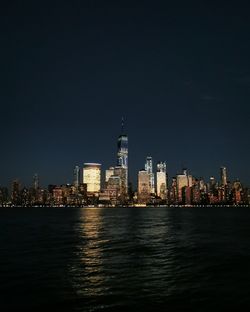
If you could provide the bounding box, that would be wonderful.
[117,118,128,194]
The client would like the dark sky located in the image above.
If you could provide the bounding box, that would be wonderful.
[1,0,250,188]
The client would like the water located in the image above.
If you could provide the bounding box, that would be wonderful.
[1,207,250,311]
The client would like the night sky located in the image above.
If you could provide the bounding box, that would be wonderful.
[1,1,250,188]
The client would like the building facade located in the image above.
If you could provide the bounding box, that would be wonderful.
[83,163,101,193]
[105,167,115,183]
[138,170,151,204]
[145,156,155,194]
[176,169,192,204]
[156,161,167,200]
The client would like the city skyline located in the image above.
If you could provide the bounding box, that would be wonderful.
[1,120,248,191]
[1,122,249,207]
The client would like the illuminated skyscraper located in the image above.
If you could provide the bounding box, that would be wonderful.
[169,177,178,204]
[145,156,155,194]
[114,166,127,197]
[33,173,39,190]
[117,118,128,193]
[176,169,192,203]
[138,170,150,204]
[83,163,101,193]
[107,175,121,203]
[73,166,80,188]
[156,161,167,199]
[220,166,227,186]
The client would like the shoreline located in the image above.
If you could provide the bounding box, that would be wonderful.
[1,204,250,208]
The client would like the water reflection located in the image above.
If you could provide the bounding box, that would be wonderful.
[69,208,107,297]
[67,208,207,310]
[1,207,249,311]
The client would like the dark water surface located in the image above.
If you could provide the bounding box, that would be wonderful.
[1,207,250,311]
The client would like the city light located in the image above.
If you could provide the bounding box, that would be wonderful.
[0,121,249,207]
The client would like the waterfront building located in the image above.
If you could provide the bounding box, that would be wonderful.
[232,180,243,204]
[106,175,121,204]
[219,166,228,202]
[145,156,155,194]
[138,170,150,204]
[36,188,47,205]
[20,187,29,206]
[192,179,201,204]
[176,169,192,204]
[156,161,167,200]
[169,177,178,204]
[53,186,63,205]
[83,163,101,193]
[182,186,192,205]
[11,179,21,205]
[30,173,40,203]
[78,183,87,204]
[242,188,250,205]
[107,175,121,191]
[73,166,80,188]
[114,166,127,198]
[103,166,123,204]
[218,187,225,203]
[209,176,216,193]
[0,187,9,206]
[61,184,72,204]
[199,178,206,192]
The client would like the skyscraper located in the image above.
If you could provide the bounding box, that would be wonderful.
[114,166,127,197]
[117,118,128,193]
[176,169,192,203]
[11,179,21,205]
[220,166,227,186]
[156,161,167,199]
[106,175,121,203]
[33,173,39,190]
[169,177,178,204]
[83,163,101,193]
[73,166,80,188]
[145,156,155,194]
[138,170,150,204]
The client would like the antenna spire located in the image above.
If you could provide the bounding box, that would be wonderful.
[121,116,124,134]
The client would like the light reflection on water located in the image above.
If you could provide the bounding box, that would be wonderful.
[1,207,250,311]
[60,208,250,311]
[68,208,198,309]
[70,209,107,297]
